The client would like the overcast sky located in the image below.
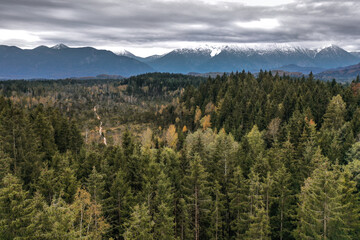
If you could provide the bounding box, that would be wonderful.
[0,0,359,57]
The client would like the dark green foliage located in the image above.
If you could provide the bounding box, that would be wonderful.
[0,72,360,239]
[0,174,35,239]
[163,72,358,141]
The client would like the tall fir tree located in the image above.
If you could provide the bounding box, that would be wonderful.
[105,169,133,238]
[228,166,248,239]
[123,203,154,240]
[184,154,211,240]
[244,170,271,240]
[294,160,351,240]
[0,174,35,239]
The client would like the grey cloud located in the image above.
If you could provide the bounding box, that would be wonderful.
[0,0,359,52]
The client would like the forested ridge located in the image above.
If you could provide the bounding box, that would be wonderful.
[1,72,360,239]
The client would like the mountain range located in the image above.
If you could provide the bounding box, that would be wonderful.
[0,44,152,79]
[0,43,359,79]
[131,44,358,74]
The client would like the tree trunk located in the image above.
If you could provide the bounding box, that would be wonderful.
[118,192,121,227]
[280,195,284,240]
[195,185,199,240]
[80,203,84,239]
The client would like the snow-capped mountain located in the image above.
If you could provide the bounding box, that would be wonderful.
[136,44,360,74]
[117,49,136,58]
[51,43,69,50]
[313,45,358,68]
[0,43,359,79]
[117,50,164,63]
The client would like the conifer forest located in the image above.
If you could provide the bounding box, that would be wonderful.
[1,71,360,240]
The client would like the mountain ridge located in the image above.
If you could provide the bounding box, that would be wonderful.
[0,45,153,79]
[316,62,360,81]
[122,44,359,74]
[1,44,359,79]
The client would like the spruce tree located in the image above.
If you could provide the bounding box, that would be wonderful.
[105,169,133,238]
[272,164,293,240]
[184,154,211,240]
[209,180,225,240]
[123,203,154,240]
[322,94,346,131]
[153,169,175,240]
[294,160,351,240]
[86,166,106,203]
[228,166,248,239]
[244,170,270,240]
[0,174,35,239]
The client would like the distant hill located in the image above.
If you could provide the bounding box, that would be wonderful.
[188,72,227,78]
[269,70,304,77]
[0,44,153,79]
[316,62,360,81]
[70,74,124,80]
[274,64,325,74]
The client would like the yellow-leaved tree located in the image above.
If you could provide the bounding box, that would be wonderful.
[200,115,211,130]
[71,188,109,240]
[165,124,178,148]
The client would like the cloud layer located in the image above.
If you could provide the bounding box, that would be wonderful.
[0,0,359,56]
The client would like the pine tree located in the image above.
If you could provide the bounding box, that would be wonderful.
[241,125,266,178]
[262,172,273,216]
[209,129,237,184]
[0,174,35,239]
[294,160,351,240]
[153,169,175,240]
[272,164,293,240]
[322,94,346,131]
[178,197,191,240]
[86,166,106,203]
[246,125,265,158]
[342,167,360,238]
[122,131,144,192]
[346,141,360,163]
[31,194,76,239]
[123,203,154,240]
[58,166,78,203]
[229,166,248,239]
[184,154,211,240]
[160,148,183,238]
[244,170,270,240]
[35,167,60,204]
[31,105,57,161]
[210,180,225,240]
[0,151,11,183]
[105,169,133,238]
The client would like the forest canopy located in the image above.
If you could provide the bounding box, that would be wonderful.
[1,71,360,239]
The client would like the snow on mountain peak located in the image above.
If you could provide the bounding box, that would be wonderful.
[173,43,312,56]
[167,43,348,60]
[51,44,69,50]
[116,49,130,55]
